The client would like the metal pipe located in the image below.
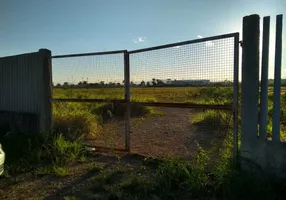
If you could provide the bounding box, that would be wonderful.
[85,145,128,152]
[51,98,126,104]
[233,33,239,165]
[124,51,131,152]
[128,32,239,54]
[50,98,233,110]
[51,50,126,59]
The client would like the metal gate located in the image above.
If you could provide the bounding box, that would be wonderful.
[50,32,239,160]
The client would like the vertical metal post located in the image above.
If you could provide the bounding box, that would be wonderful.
[124,50,131,152]
[233,33,239,165]
[39,49,53,133]
[241,14,260,151]
[272,14,283,142]
[259,16,270,140]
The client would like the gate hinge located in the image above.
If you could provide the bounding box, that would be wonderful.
[239,40,243,47]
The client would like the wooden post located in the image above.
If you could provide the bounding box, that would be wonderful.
[259,16,270,140]
[272,14,283,142]
[241,15,260,153]
[124,50,131,152]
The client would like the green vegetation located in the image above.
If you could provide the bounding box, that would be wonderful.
[53,102,101,140]
[1,132,85,176]
[74,138,285,200]
[0,86,285,199]
[191,110,232,132]
[88,163,104,173]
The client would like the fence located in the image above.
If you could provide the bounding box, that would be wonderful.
[0,49,52,134]
[51,33,239,160]
[0,13,283,176]
[127,33,239,158]
[51,50,127,151]
[241,14,285,177]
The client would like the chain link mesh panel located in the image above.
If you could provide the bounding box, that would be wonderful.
[51,53,125,149]
[52,53,125,99]
[129,37,235,104]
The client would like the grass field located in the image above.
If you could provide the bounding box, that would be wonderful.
[52,86,286,148]
[1,86,285,199]
[53,86,234,103]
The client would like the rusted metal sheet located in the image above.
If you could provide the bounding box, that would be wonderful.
[0,50,52,133]
[0,52,42,114]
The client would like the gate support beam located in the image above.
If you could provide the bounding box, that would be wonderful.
[124,50,131,152]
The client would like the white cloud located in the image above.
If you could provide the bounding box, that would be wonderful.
[133,36,146,43]
[197,35,203,39]
[138,37,146,42]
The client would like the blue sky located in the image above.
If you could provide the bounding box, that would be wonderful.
[0,0,285,83]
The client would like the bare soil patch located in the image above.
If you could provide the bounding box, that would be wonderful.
[86,107,227,159]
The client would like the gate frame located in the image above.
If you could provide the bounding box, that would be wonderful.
[50,33,240,160]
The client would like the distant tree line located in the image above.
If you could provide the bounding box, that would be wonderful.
[53,79,286,88]
[267,79,286,86]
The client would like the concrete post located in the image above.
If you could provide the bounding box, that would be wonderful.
[241,15,260,162]
[272,14,283,142]
[39,49,52,133]
[259,16,270,140]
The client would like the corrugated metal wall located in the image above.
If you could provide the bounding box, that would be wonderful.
[0,50,52,133]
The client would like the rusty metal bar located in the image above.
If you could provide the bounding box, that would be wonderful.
[272,14,283,142]
[50,98,232,110]
[124,51,131,152]
[130,101,232,111]
[51,98,126,103]
[85,145,128,153]
[128,32,239,54]
[233,33,239,165]
[51,50,126,59]
[260,16,270,140]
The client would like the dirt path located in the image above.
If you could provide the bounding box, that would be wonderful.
[0,153,152,200]
[87,107,223,159]
[130,107,197,158]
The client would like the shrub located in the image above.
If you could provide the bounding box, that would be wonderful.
[2,131,85,175]
[198,87,233,104]
[190,110,232,133]
[47,133,84,166]
[53,102,100,140]
[88,97,159,122]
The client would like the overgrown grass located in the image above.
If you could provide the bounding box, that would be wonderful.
[53,103,100,140]
[35,165,70,177]
[88,163,104,173]
[1,132,85,176]
[52,95,161,142]
[265,93,286,141]
[190,110,232,132]
[1,87,285,199]
[76,135,286,200]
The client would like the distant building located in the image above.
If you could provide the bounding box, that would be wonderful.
[165,79,210,85]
